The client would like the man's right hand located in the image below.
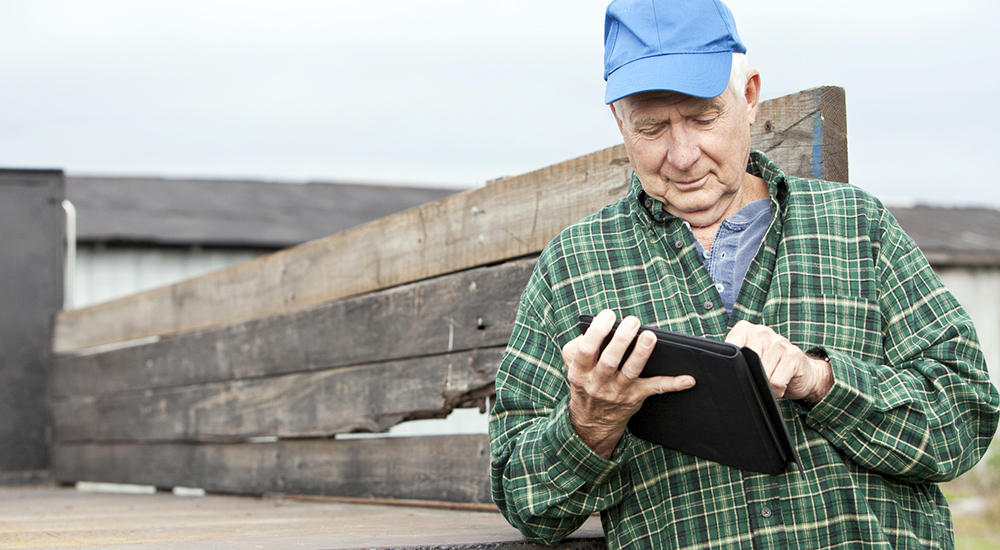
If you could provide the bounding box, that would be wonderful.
[562,309,696,459]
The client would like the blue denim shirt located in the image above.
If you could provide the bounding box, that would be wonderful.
[691,198,771,315]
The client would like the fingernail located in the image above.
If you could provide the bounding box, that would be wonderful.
[679,377,695,390]
[639,331,656,349]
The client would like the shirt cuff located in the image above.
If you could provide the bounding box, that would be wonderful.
[541,397,630,491]
[799,348,875,440]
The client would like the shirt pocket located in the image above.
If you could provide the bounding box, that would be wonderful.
[766,293,883,363]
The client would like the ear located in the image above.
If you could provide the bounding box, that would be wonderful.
[745,69,762,126]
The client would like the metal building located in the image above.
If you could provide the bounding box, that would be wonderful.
[64,175,462,308]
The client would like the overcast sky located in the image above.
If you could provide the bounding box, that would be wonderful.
[2,1,998,207]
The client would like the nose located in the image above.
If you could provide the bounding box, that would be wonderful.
[665,126,701,172]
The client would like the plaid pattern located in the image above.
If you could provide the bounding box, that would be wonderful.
[489,152,1000,549]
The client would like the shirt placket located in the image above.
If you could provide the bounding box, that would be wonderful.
[744,475,788,549]
[663,221,729,339]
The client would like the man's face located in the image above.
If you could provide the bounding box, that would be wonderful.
[612,72,760,228]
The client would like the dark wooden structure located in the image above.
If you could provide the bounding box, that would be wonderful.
[0,169,63,484]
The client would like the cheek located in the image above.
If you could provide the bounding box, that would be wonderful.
[624,138,666,175]
[710,128,752,183]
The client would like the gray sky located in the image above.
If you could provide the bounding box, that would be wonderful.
[2,0,998,206]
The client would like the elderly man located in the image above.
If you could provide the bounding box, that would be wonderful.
[489,0,1000,548]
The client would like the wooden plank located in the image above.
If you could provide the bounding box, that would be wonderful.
[53,148,633,353]
[52,258,535,397]
[752,85,848,183]
[52,435,494,504]
[53,87,847,353]
[52,348,502,443]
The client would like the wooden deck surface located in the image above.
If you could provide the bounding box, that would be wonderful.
[0,486,605,550]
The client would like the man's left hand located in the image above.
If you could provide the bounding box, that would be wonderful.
[725,320,834,404]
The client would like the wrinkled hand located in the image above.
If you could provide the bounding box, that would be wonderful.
[725,320,833,403]
[564,310,696,459]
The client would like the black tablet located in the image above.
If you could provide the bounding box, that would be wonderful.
[579,314,797,474]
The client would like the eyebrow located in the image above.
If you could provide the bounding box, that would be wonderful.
[628,98,726,128]
[691,98,726,116]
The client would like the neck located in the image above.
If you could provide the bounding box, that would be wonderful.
[689,173,768,250]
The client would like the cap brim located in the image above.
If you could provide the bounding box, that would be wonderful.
[604,50,733,104]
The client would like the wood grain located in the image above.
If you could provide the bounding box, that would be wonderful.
[54,148,632,353]
[53,435,493,504]
[52,258,534,397]
[752,85,848,183]
[52,348,503,443]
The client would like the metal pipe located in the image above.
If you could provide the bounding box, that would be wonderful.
[62,199,76,310]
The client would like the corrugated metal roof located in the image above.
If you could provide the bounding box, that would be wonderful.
[889,206,1000,266]
[66,176,463,248]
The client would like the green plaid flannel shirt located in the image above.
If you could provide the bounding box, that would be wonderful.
[489,152,1000,549]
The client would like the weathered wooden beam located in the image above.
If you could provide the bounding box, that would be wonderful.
[53,435,494,504]
[52,86,848,353]
[52,258,534,397]
[53,149,632,353]
[752,85,848,184]
[52,348,502,443]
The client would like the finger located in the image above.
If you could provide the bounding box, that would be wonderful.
[619,330,656,381]
[561,336,581,368]
[724,320,752,347]
[573,309,617,372]
[735,323,782,379]
[767,355,795,398]
[596,316,641,375]
[637,374,696,397]
[760,339,786,379]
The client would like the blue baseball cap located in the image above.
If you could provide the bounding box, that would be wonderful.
[603,0,747,104]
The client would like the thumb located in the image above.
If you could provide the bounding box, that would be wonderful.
[646,375,696,395]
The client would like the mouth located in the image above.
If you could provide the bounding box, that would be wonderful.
[668,175,708,189]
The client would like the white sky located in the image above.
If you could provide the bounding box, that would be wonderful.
[2,0,998,206]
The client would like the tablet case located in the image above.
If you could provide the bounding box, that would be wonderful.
[579,315,798,474]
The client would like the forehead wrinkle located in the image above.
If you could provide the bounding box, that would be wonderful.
[626,95,726,128]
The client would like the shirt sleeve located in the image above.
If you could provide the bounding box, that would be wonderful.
[800,209,1000,483]
[489,282,633,545]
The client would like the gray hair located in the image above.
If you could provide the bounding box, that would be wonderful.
[728,52,749,100]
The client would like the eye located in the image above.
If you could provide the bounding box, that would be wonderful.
[636,125,663,137]
[693,116,717,126]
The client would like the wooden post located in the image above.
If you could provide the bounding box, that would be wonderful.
[0,169,63,484]
[752,86,848,183]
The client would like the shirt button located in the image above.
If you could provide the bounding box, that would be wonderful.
[644,198,653,209]
[674,239,684,249]
[761,507,772,518]
[703,301,714,310]
[716,283,724,292]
